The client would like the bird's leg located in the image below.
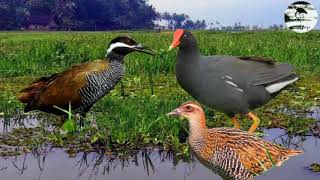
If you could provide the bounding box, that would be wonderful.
[247,112,261,134]
[231,116,241,129]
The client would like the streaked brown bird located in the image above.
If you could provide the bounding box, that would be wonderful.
[167,101,302,180]
[169,29,298,134]
[18,36,155,121]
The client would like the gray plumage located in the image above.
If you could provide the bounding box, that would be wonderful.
[175,31,298,117]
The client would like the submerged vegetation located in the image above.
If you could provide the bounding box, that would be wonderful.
[0,30,320,157]
[310,163,320,173]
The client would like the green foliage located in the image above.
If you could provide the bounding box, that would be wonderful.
[264,144,276,167]
[54,103,75,134]
[160,12,207,29]
[0,30,319,153]
[310,163,320,173]
[61,118,76,134]
[0,0,157,30]
[1,30,320,78]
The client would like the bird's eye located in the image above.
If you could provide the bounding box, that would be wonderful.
[183,34,187,38]
[185,105,193,111]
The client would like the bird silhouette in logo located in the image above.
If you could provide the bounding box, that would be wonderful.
[295,7,308,22]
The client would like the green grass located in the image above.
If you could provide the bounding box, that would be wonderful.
[0,30,319,154]
[1,30,320,77]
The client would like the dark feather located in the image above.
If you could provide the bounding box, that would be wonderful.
[250,64,295,86]
[238,56,276,64]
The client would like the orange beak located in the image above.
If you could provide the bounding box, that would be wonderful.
[168,29,184,51]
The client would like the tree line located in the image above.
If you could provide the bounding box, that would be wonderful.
[0,0,207,30]
[159,12,207,30]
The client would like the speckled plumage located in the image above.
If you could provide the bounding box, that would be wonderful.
[168,102,303,180]
[191,128,302,179]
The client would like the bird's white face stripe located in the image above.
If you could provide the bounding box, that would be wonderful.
[265,77,299,93]
[107,42,136,54]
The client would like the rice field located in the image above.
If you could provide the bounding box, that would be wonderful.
[0,30,320,153]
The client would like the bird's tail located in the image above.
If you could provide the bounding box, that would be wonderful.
[18,83,44,103]
[276,149,303,166]
[17,80,49,112]
[286,149,303,157]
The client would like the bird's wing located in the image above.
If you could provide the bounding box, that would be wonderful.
[237,56,276,64]
[248,64,296,86]
[30,73,60,84]
[210,56,296,88]
[208,128,302,174]
[18,73,60,103]
[236,56,296,86]
[19,60,109,111]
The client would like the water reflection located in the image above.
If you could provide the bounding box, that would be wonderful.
[276,106,320,122]
[1,148,202,180]
[0,113,55,133]
[0,128,319,180]
[73,149,174,177]
[1,113,40,133]
[257,129,320,180]
[308,106,320,121]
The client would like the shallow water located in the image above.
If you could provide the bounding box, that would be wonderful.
[0,128,319,180]
[1,108,320,180]
[0,114,39,133]
[308,106,320,121]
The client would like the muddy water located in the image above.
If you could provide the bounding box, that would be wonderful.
[0,128,319,180]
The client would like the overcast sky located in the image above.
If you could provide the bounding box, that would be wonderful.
[148,0,320,28]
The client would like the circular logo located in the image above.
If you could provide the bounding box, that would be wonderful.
[284,1,318,33]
